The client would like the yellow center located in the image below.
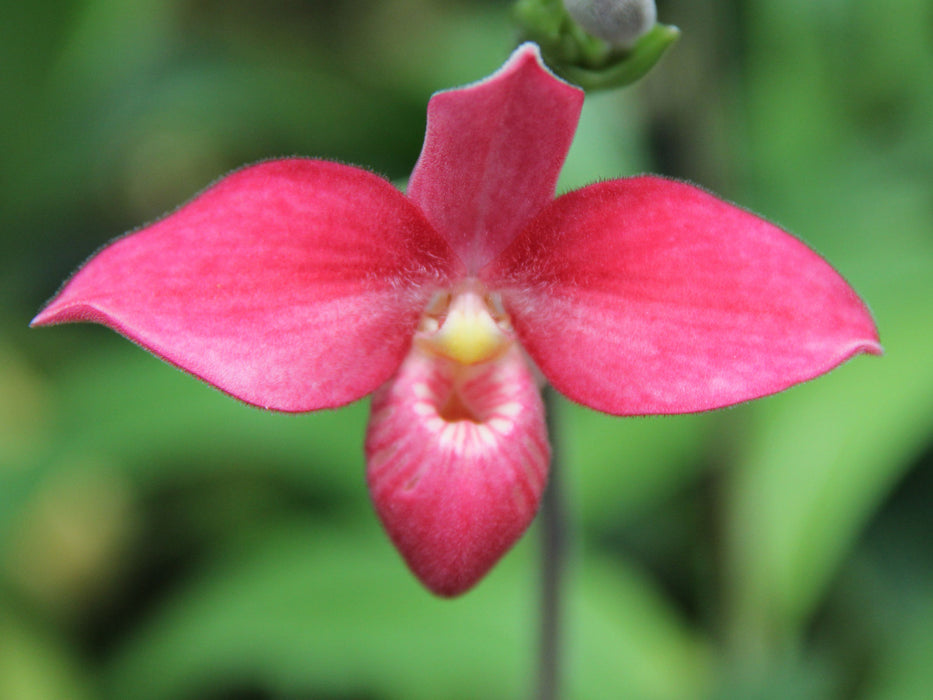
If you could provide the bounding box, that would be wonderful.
[417,284,512,365]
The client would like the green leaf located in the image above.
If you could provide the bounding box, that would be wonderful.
[0,605,94,700]
[103,518,711,699]
[862,584,933,700]
[48,338,368,493]
[554,396,714,528]
[726,295,933,646]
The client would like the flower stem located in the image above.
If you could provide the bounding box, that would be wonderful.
[538,387,567,700]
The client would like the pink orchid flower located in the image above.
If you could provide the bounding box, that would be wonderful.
[32,44,880,597]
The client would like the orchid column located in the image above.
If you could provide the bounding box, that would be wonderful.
[32,44,880,601]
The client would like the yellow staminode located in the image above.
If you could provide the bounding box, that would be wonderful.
[426,291,511,365]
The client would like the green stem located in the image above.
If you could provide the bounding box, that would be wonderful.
[538,387,567,700]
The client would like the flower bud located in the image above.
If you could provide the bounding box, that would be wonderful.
[563,0,657,47]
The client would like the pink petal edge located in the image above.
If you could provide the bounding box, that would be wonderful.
[33,159,461,411]
[483,176,882,416]
[366,344,549,597]
[407,43,584,274]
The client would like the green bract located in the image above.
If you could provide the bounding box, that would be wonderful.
[514,0,679,90]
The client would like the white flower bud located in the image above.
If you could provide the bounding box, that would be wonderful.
[563,0,657,47]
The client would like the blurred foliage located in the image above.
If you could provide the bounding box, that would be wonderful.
[2,0,932,698]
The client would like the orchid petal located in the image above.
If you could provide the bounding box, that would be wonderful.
[407,43,584,273]
[484,177,882,415]
[365,345,549,597]
[32,159,460,411]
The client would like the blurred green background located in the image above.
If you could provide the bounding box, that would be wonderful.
[2,1,931,698]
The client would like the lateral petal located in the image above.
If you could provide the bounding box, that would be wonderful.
[484,177,882,415]
[32,159,460,411]
[407,43,583,273]
[365,345,549,597]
